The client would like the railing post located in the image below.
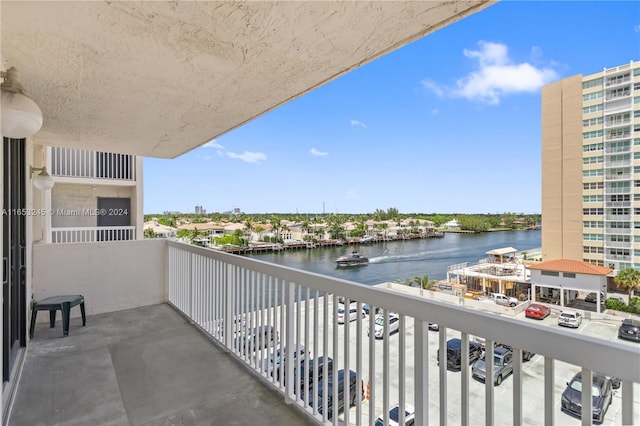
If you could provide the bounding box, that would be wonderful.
[439,327,447,426]
[461,332,470,426]
[621,380,634,425]
[513,346,523,426]
[544,357,554,426]
[414,319,428,426]
[485,338,494,426]
[581,368,592,426]
[224,264,233,349]
[285,281,295,402]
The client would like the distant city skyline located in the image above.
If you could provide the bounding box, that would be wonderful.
[144,1,640,214]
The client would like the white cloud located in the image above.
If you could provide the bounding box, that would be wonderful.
[421,80,444,97]
[202,139,224,149]
[423,41,559,105]
[226,151,267,164]
[350,119,367,128]
[310,148,328,156]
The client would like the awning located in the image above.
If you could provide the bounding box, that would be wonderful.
[486,247,518,256]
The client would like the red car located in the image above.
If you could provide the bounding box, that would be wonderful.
[525,303,551,320]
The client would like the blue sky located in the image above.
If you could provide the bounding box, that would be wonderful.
[144,1,640,215]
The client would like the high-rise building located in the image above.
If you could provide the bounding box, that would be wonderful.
[195,205,205,215]
[541,60,639,270]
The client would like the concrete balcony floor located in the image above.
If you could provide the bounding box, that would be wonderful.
[9,304,315,426]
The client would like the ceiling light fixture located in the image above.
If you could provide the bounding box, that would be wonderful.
[30,166,54,191]
[1,67,43,139]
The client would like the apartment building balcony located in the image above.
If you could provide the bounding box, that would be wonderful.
[604,131,632,142]
[604,118,631,129]
[51,225,137,243]
[50,147,137,185]
[604,97,633,112]
[606,253,632,262]
[605,227,633,235]
[604,171,631,180]
[605,77,631,88]
[9,240,639,426]
[604,144,631,154]
[604,200,631,208]
[605,159,632,168]
[604,240,633,249]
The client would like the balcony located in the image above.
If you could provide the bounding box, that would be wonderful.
[51,226,137,243]
[11,240,639,426]
[51,147,136,182]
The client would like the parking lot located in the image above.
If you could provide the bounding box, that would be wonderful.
[240,293,639,426]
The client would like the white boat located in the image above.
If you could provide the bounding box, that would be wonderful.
[360,236,374,243]
[335,251,369,266]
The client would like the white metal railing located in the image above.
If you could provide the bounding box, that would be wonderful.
[51,226,136,243]
[166,241,639,426]
[51,147,136,180]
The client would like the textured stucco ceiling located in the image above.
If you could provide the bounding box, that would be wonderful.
[2,1,493,158]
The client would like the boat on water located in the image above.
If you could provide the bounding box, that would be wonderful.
[335,251,369,266]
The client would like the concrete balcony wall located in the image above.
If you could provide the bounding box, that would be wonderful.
[31,239,166,317]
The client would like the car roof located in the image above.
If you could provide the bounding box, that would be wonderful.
[622,318,640,326]
[572,371,609,386]
[494,346,511,356]
[561,310,579,315]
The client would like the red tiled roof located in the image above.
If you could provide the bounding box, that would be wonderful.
[526,259,612,276]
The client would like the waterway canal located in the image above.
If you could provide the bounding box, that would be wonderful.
[246,230,541,285]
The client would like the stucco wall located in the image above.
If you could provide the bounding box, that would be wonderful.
[530,270,604,292]
[51,183,135,227]
[31,239,166,318]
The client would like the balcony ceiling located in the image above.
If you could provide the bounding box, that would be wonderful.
[2,1,493,158]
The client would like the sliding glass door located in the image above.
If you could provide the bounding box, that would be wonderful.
[3,137,27,382]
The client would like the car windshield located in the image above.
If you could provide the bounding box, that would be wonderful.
[569,379,602,397]
[493,356,505,365]
[375,317,385,326]
[338,308,345,314]
[560,313,574,318]
[529,306,541,311]
[389,406,410,422]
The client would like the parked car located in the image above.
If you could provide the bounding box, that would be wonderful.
[306,369,364,419]
[558,310,582,328]
[437,338,483,370]
[585,292,604,303]
[368,313,400,339]
[337,306,365,324]
[291,356,333,395]
[561,371,613,424]
[487,292,518,307]
[234,325,278,355]
[617,318,640,342]
[496,343,535,362]
[268,344,307,377]
[375,404,415,426]
[428,323,439,331]
[472,345,513,386]
[338,296,358,304]
[362,304,380,315]
[525,303,551,320]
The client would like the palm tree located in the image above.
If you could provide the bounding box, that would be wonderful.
[244,220,253,243]
[614,268,640,299]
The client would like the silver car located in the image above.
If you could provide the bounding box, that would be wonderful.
[472,346,513,386]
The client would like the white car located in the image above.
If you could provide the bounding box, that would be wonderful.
[369,313,400,339]
[337,305,365,324]
[558,310,582,328]
[375,404,415,426]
